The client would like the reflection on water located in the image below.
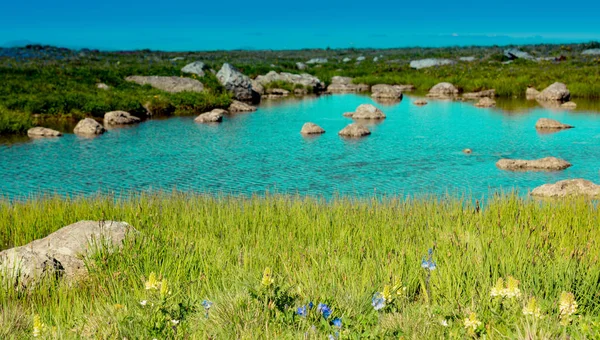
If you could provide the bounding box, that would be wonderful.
[1,94,599,199]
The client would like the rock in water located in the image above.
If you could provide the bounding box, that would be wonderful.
[535,82,570,102]
[300,122,325,135]
[561,101,577,109]
[496,157,571,171]
[338,123,371,137]
[463,149,472,154]
[427,82,459,98]
[0,220,135,286]
[229,100,256,113]
[351,104,386,119]
[474,97,496,108]
[526,87,539,100]
[371,84,403,99]
[531,179,600,198]
[463,89,496,99]
[74,118,106,136]
[27,127,62,138]
[125,76,204,93]
[327,76,369,93]
[414,99,428,106]
[104,111,141,125]
[254,71,325,93]
[181,61,207,77]
[410,58,456,69]
[216,63,253,101]
[535,118,574,130]
[195,109,226,123]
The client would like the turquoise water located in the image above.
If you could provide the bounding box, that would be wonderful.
[1,94,599,199]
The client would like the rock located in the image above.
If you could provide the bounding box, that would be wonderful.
[296,62,307,70]
[254,71,324,93]
[228,100,256,113]
[342,57,352,63]
[331,76,352,85]
[582,49,600,56]
[264,88,290,98]
[0,220,135,285]
[459,56,476,62]
[535,118,574,130]
[463,148,472,154]
[96,83,109,90]
[536,82,570,102]
[427,82,459,98]
[373,57,379,62]
[327,76,369,93]
[251,80,265,95]
[371,84,403,99]
[104,111,141,125]
[474,97,496,108]
[338,123,371,137]
[195,109,226,123]
[27,127,62,138]
[351,104,386,119]
[170,57,184,61]
[410,58,456,69]
[306,58,327,64]
[531,179,600,198]
[561,101,577,109]
[496,157,571,171]
[74,118,106,136]
[216,63,253,101]
[181,61,207,77]
[294,88,308,96]
[300,122,325,135]
[356,56,366,61]
[343,112,355,118]
[504,49,534,60]
[393,85,415,92]
[463,89,496,99]
[526,87,540,100]
[414,99,428,106]
[125,76,204,93]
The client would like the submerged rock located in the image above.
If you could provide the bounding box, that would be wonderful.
[410,58,455,69]
[0,220,135,286]
[228,100,256,113]
[181,61,208,77]
[535,118,574,131]
[338,123,371,137]
[414,99,428,106]
[350,104,386,119]
[427,82,459,98]
[463,89,496,99]
[536,82,570,102]
[216,63,253,101]
[371,84,403,99]
[74,118,105,136]
[561,101,577,109]
[300,122,325,135]
[104,111,141,125]
[194,109,226,123]
[531,179,600,198]
[463,148,472,154]
[264,88,290,98]
[27,127,62,138]
[496,157,571,171]
[125,76,204,93]
[474,97,496,108]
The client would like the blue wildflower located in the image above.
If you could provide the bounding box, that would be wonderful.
[428,248,433,255]
[308,301,314,309]
[372,292,386,311]
[328,335,336,340]
[297,305,307,317]
[317,303,332,319]
[428,261,437,271]
[421,257,429,269]
[202,300,213,310]
[332,317,342,328]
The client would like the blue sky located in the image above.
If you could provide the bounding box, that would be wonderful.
[1,0,599,50]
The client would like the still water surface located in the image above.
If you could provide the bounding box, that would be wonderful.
[1,94,599,199]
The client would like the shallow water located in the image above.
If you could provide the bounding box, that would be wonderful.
[1,94,599,199]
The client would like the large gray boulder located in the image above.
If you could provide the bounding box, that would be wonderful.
[338,123,371,137]
[300,122,325,135]
[427,82,459,98]
[504,49,534,60]
[104,111,141,125]
[531,179,600,198]
[536,82,570,102]
[194,109,226,123]
[410,58,455,69]
[181,61,208,77]
[582,49,600,56]
[216,63,253,101]
[254,71,324,92]
[535,118,574,130]
[0,221,135,286]
[27,127,62,138]
[74,118,106,136]
[496,157,571,171]
[351,104,386,119]
[125,76,204,93]
[371,84,403,99]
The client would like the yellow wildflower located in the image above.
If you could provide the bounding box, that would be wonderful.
[383,284,392,302]
[463,312,482,332]
[559,291,577,322]
[145,272,160,290]
[490,277,504,297]
[522,297,543,318]
[33,314,46,337]
[504,276,521,298]
[160,278,170,298]
[261,267,274,287]
[114,303,125,310]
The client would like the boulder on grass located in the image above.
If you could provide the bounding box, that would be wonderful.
[338,123,371,137]
[104,111,141,125]
[216,63,253,101]
[27,127,62,138]
[300,122,325,135]
[531,179,600,198]
[535,118,573,130]
[74,118,106,136]
[181,61,207,77]
[195,109,226,123]
[496,157,571,171]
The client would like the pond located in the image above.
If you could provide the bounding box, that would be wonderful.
[1,94,599,199]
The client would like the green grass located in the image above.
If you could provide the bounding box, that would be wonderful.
[0,106,32,135]
[1,193,599,338]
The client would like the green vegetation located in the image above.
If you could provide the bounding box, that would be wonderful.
[1,194,599,338]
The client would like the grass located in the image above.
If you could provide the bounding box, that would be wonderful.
[1,193,599,338]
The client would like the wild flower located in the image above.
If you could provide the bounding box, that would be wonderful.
[372,292,386,311]
[317,303,332,319]
[490,278,505,297]
[440,319,449,327]
[32,314,46,338]
[421,248,437,271]
[559,292,577,325]
[160,278,170,298]
[145,272,160,290]
[297,305,307,317]
[140,300,148,306]
[308,301,314,309]
[463,312,482,331]
[171,319,180,325]
[202,300,213,319]
[382,284,392,301]
[332,317,342,328]
[261,267,274,287]
[522,297,543,318]
[504,276,521,298]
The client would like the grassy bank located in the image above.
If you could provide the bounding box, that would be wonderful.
[1,193,599,338]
